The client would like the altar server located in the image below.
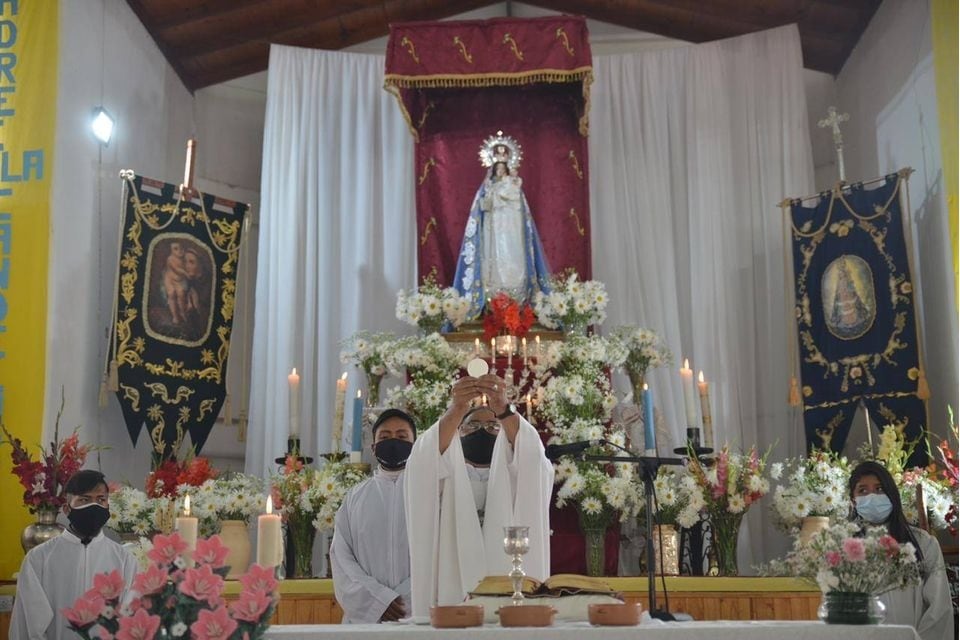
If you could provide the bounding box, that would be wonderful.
[849,461,952,640]
[331,409,416,623]
[10,470,138,640]
[405,374,554,619]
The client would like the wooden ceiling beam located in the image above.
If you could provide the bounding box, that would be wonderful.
[152,0,275,31]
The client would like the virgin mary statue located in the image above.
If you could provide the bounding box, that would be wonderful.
[453,132,551,319]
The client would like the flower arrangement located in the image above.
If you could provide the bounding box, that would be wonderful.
[396,273,471,333]
[340,331,396,406]
[555,453,638,526]
[385,379,448,434]
[63,532,278,640]
[532,271,608,333]
[650,467,703,528]
[769,451,852,532]
[384,334,466,384]
[107,485,162,536]
[685,444,770,575]
[610,326,672,377]
[481,291,536,340]
[1,417,93,513]
[775,522,920,595]
[177,474,266,537]
[933,410,958,533]
[145,457,219,499]
[535,335,626,380]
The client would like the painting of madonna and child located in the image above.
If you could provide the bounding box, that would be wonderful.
[144,234,216,345]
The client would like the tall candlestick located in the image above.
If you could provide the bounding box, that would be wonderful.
[643,383,656,454]
[521,337,528,367]
[474,338,480,357]
[256,495,282,568]
[332,372,347,452]
[490,338,496,362]
[680,358,698,428]
[175,494,198,564]
[535,335,541,359]
[351,389,363,453]
[698,371,714,448]
[288,368,301,438]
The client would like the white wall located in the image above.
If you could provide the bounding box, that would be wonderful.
[834,0,957,445]
[45,0,262,486]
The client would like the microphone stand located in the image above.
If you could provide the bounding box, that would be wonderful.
[585,452,682,621]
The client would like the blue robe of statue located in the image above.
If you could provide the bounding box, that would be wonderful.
[453,172,551,320]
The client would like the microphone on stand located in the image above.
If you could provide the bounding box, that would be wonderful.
[544,439,606,461]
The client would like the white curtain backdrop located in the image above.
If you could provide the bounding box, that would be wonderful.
[590,24,815,568]
[250,26,815,567]
[246,45,416,478]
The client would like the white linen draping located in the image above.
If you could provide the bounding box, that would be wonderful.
[245,45,416,478]
[589,24,815,569]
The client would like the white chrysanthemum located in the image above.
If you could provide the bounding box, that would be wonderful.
[770,462,783,480]
[581,497,603,515]
[727,494,746,513]
[747,474,764,492]
[563,474,585,497]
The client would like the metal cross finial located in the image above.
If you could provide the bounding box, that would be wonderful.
[818,106,850,182]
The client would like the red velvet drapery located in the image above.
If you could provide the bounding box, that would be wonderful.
[385,16,593,288]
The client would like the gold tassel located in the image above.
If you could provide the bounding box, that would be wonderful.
[223,394,232,426]
[107,359,119,392]
[916,367,931,399]
[788,376,802,407]
[99,380,108,407]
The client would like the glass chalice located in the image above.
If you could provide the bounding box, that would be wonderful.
[503,526,530,607]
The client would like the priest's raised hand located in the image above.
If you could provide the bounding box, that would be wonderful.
[404,373,554,620]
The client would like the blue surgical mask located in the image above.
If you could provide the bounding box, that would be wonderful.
[855,493,893,524]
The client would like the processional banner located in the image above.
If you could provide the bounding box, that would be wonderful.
[788,171,928,464]
[110,173,247,463]
[384,16,593,294]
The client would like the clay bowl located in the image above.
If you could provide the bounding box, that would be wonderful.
[588,602,642,626]
[497,604,556,627]
[429,604,485,628]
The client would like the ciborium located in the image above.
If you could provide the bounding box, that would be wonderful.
[503,525,530,606]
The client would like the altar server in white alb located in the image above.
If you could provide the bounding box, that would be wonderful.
[10,470,138,640]
[332,409,416,623]
[405,373,554,619]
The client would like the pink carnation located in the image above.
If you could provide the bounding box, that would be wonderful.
[194,535,230,568]
[115,608,161,640]
[179,564,225,607]
[61,593,105,629]
[825,550,842,568]
[132,564,169,596]
[842,537,866,562]
[146,532,189,566]
[238,563,278,595]
[230,589,273,623]
[190,606,238,640]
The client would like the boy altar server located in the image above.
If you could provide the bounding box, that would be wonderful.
[405,373,553,619]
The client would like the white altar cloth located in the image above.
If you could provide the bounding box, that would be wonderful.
[265,621,919,640]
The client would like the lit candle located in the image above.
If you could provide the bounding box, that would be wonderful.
[490,338,496,362]
[525,392,535,426]
[521,337,528,366]
[680,358,698,428]
[352,389,363,453]
[643,383,656,454]
[474,338,480,357]
[332,372,347,452]
[698,371,714,448]
[535,335,541,359]
[256,495,282,569]
[288,368,301,438]
[175,494,198,564]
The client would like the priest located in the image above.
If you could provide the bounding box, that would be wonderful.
[405,373,554,619]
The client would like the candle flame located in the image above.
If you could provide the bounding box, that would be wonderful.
[184,494,191,516]
[291,367,297,375]
[340,371,348,380]
[357,389,362,398]
[698,371,705,382]
[643,383,649,390]
[683,358,689,369]
[266,494,273,514]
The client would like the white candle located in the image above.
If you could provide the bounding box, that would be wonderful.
[256,495,282,568]
[535,335,541,359]
[175,495,198,564]
[698,371,714,448]
[680,358,698,428]
[490,338,496,361]
[474,338,480,357]
[288,368,301,438]
[521,337,528,366]
[332,372,347,452]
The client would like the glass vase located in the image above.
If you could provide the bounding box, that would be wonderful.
[287,514,317,579]
[817,592,886,625]
[627,370,645,406]
[710,512,743,576]
[365,372,383,408]
[583,527,606,577]
[563,318,588,337]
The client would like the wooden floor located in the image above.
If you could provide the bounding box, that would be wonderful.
[0,576,819,637]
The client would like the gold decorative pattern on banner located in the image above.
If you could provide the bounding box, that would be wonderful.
[119,384,141,412]
[400,36,420,64]
[418,157,436,185]
[569,208,585,236]
[198,398,216,422]
[416,101,435,131]
[876,402,905,433]
[556,27,575,56]
[145,382,195,405]
[503,33,524,61]
[815,411,846,449]
[453,36,473,64]
[803,390,918,410]
[568,150,583,179]
[420,217,437,246]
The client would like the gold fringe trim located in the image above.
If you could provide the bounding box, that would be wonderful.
[384,67,593,89]
[916,367,931,399]
[99,380,108,408]
[223,393,232,426]
[788,376,802,407]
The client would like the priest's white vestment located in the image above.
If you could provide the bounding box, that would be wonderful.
[10,530,138,640]
[331,469,411,623]
[404,416,553,619]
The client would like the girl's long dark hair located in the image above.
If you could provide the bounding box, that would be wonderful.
[848,460,923,561]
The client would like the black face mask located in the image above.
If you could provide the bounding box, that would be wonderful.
[374,438,414,470]
[67,503,110,541]
[461,430,497,466]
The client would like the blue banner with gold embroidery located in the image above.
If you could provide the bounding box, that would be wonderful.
[110,173,247,464]
[789,171,928,464]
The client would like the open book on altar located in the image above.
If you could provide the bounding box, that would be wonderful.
[469,574,622,599]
